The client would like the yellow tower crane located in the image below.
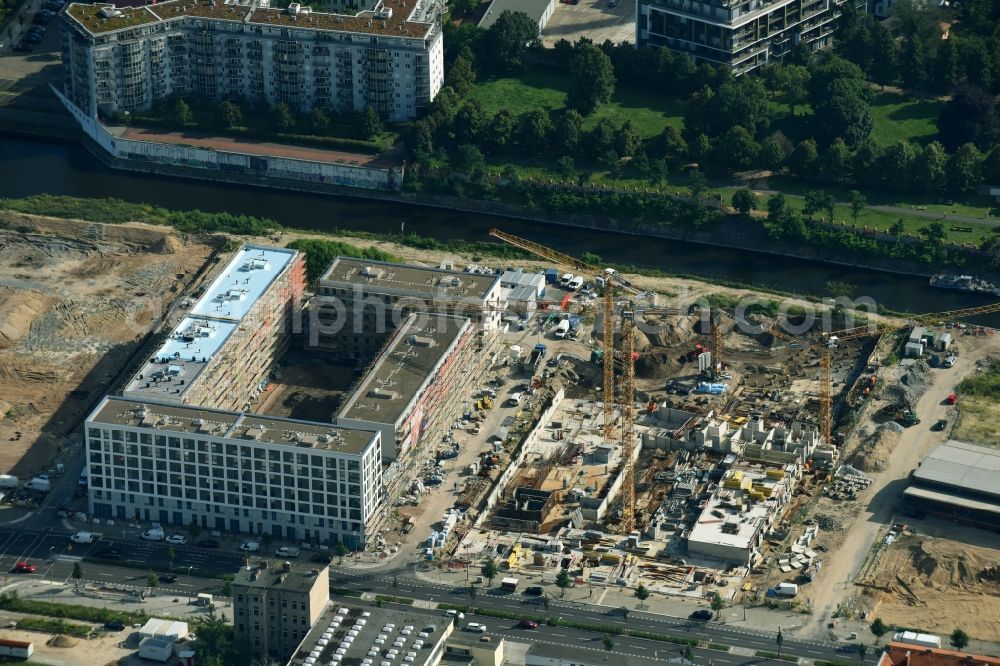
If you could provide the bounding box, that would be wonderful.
[488,229,651,534]
[770,300,1000,447]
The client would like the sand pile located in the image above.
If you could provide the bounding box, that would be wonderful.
[49,635,80,647]
[849,422,902,472]
[884,361,932,411]
[635,314,698,348]
[150,235,182,254]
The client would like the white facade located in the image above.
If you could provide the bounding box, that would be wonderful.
[61,0,444,122]
[85,397,383,548]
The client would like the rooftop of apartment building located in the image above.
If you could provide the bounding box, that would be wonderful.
[286,601,451,666]
[526,641,668,666]
[65,0,436,39]
[89,396,378,456]
[234,560,329,596]
[320,257,500,305]
[879,642,1000,666]
[337,314,471,427]
[122,244,296,401]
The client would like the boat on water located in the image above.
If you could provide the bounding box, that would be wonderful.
[929,273,999,293]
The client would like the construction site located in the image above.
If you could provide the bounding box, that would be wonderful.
[0,212,217,479]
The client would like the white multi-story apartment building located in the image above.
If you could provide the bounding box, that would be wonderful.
[636,0,866,74]
[85,397,383,548]
[61,0,444,122]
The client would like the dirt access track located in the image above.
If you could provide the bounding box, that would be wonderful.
[0,213,217,477]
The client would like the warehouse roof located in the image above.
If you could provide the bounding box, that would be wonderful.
[912,440,1000,498]
[903,486,1000,516]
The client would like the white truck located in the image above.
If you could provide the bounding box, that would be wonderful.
[0,475,18,489]
[70,532,96,544]
[25,477,50,493]
[553,319,570,339]
[775,582,798,597]
[892,631,942,649]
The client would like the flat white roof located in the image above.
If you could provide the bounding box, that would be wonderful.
[190,245,295,321]
[688,483,777,551]
[913,440,1000,498]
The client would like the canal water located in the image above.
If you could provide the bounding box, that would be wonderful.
[3,135,998,324]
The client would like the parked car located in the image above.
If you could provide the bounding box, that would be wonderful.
[166,534,187,545]
[12,561,36,574]
[275,546,300,559]
[932,419,947,431]
[159,573,178,583]
[465,623,487,633]
[523,586,544,596]
[95,548,121,560]
[240,541,260,552]
[444,609,465,620]
[103,620,125,631]
[689,610,713,621]
[140,529,165,541]
[517,619,539,629]
[310,552,333,564]
[195,539,219,549]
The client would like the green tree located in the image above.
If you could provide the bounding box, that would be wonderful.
[615,121,641,158]
[869,23,898,89]
[453,143,485,181]
[731,188,759,217]
[221,577,234,598]
[309,107,330,134]
[849,190,867,225]
[554,109,584,156]
[789,139,819,178]
[715,125,759,171]
[635,583,651,606]
[518,109,553,153]
[216,100,243,129]
[683,645,695,662]
[776,627,784,658]
[651,125,688,165]
[621,606,630,635]
[555,569,572,597]
[950,628,970,650]
[446,45,476,95]
[804,189,835,221]
[147,571,160,591]
[889,219,906,236]
[172,98,193,126]
[767,193,806,240]
[71,562,83,580]
[899,36,927,91]
[488,109,517,154]
[913,140,948,192]
[567,43,616,114]
[711,592,725,618]
[190,608,245,666]
[880,140,918,191]
[481,10,538,71]
[272,102,295,132]
[818,137,852,182]
[759,134,789,170]
[775,64,810,116]
[814,79,874,147]
[932,38,960,93]
[947,142,984,193]
[557,155,576,179]
[852,138,883,184]
[361,106,383,139]
[937,84,1000,152]
[602,634,614,651]
[454,99,487,145]
[451,0,477,17]
[468,584,477,612]
[335,542,349,564]
[480,560,499,586]
[870,617,888,644]
[859,642,869,665]
[687,76,772,138]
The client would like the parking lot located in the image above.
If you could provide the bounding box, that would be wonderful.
[542,0,635,46]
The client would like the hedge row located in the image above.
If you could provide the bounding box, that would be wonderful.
[0,593,146,625]
[15,617,91,638]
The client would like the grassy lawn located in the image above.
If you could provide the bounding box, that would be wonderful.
[467,71,685,138]
[868,91,943,147]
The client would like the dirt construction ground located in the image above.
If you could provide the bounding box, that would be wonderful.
[0,213,215,477]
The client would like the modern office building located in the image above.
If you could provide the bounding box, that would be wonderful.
[61,0,444,122]
[122,244,305,413]
[310,257,505,358]
[233,561,330,662]
[636,0,866,74]
[85,396,383,546]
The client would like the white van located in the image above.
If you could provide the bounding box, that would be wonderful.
[567,276,584,291]
[275,546,300,558]
[140,527,165,542]
[559,273,575,287]
[553,320,570,339]
[507,392,523,407]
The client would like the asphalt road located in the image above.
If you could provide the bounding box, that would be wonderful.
[0,525,245,574]
[327,569,856,664]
